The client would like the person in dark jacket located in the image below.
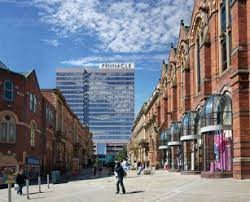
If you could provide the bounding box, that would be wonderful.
[114,162,126,194]
[16,170,26,195]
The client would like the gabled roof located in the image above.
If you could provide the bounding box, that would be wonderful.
[19,70,33,77]
[168,45,177,63]
[0,60,8,70]
[176,20,190,52]
[160,60,167,79]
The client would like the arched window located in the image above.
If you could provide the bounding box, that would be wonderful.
[30,122,36,147]
[196,35,201,92]
[220,0,232,72]
[180,48,186,109]
[193,18,203,93]
[29,93,37,113]
[0,114,16,143]
[4,80,13,101]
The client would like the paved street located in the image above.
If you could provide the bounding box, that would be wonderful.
[1,170,250,202]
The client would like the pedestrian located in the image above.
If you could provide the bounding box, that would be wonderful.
[93,161,97,176]
[137,161,141,170]
[114,162,126,194]
[98,161,103,176]
[137,161,145,175]
[15,169,26,195]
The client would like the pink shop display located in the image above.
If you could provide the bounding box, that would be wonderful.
[210,131,232,172]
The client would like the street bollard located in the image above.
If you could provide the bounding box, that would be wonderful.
[38,176,41,193]
[47,174,50,188]
[8,183,11,202]
[26,179,30,199]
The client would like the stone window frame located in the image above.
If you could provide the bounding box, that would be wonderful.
[0,113,16,144]
[219,0,233,73]
[3,79,14,102]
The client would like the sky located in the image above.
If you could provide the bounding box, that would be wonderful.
[0,0,194,115]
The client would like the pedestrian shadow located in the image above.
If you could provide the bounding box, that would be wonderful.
[125,176,140,178]
[29,196,46,200]
[125,190,144,194]
[22,191,45,196]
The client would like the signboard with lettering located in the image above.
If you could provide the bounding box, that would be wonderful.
[99,63,135,69]
[0,166,17,184]
[26,156,40,165]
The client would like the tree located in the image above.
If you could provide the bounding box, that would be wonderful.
[115,147,127,162]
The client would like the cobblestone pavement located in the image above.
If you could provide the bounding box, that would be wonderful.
[1,170,250,202]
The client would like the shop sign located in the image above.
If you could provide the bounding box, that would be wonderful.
[0,166,17,184]
[26,156,40,165]
[99,63,135,69]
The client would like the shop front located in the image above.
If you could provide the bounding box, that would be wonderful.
[200,94,233,178]
[24,156,41,179]
[180,111,201,174]
[0,154,18,187]
[158,129,171,169]
[168,122,182,171]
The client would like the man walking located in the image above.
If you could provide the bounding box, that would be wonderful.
[16,170,26,195]
[114,162,126,194]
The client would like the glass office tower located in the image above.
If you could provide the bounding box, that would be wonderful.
[56,64,135,156]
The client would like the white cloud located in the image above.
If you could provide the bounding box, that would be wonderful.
[32,0,194,53]
[42,39,60,47]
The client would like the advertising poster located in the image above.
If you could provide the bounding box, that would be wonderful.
[0,166,17,185]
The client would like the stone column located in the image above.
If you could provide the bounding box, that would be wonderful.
[231,0,250,179]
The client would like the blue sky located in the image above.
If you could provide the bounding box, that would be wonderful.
[0,0,193,115]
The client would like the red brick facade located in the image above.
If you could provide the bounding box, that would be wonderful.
[0,68,55,177]
[159,0,250,179]
[0,66,93,178]
[42,89,93,173]
[130,0,249,179]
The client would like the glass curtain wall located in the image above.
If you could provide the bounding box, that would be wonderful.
[181,111,200,171]
[169,122,182,170]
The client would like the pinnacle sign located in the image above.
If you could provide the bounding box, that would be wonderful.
[99,63,135,69]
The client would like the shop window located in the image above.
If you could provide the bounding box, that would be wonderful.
[4,80,13,102]
[0,114,16,143]
[30,122,36,147]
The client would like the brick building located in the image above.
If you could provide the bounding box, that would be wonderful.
[0,63,93,178]
[41,89,93,173]
[128,86,162,168]
[129,0,250,179]
[0,65,56,178]
[128,103,147,165]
